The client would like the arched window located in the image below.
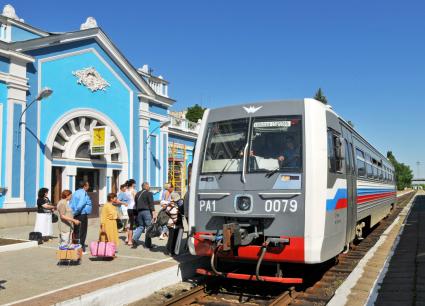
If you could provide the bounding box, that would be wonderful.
[75,142,101,160]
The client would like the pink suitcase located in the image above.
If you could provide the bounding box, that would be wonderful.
[90,233,116,257]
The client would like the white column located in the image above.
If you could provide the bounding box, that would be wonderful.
[160,125,169,189]
[139,96,150,183]
[63,166,76,192]
[106,168,113,195]
[3,58,31,208]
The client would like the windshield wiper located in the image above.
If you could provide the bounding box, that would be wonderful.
[265,167,280,178]
[218,143,246,180]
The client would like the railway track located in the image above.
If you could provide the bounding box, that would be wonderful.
[164,192,415,306]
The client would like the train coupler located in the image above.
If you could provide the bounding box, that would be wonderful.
[222,223,241,252]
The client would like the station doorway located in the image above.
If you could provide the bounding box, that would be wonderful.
[76,168,100,218]
[51,166,63,205]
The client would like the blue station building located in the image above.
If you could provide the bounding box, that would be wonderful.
[0,5,198,222]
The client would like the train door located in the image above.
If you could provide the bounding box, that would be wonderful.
[344,138,357,245]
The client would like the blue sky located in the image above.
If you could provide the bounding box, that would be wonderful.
[9,0,425,174]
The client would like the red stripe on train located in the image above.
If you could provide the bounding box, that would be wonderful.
[335,198,348,209]
[357,191,396,204]
[193,233,305,263]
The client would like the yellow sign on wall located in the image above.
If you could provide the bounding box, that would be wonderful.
[90,126,110,155]
[92,127,105,146]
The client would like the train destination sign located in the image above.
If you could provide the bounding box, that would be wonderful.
[253,121,292,128]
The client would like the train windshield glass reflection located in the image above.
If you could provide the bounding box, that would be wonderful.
[201,118,249,173]
[249,116,302,172]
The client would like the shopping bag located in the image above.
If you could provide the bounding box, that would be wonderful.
[90,233,116,257]
[145,222,163,238]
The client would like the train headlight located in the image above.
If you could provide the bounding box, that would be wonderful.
[236,196,251,211]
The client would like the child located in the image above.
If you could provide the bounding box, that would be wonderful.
[117,184,129,232]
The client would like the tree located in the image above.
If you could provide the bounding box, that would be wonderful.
[387,151,413,190]
[186,104,205,123]
[314,88,328,104]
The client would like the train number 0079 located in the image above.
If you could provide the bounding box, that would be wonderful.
[265,199,298,213]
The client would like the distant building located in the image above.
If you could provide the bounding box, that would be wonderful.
[0,5,198,224]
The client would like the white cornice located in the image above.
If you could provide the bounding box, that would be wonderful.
[0,15,50,37]
[138,93,173,108]
[168,128,198,140]
[7,19,50,37]
[139,110,168,122]
[0,48,34,63]
[0,71,29,91]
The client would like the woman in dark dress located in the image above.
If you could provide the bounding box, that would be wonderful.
[33,188,56,240]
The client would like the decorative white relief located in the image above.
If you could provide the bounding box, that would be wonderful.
[72,67,110,92]
[2,4,23,22]
[80,17,98,30]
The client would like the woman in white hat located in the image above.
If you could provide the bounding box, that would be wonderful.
[165,191,183,255]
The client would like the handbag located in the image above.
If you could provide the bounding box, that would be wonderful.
[146,222,163,238]
[29,231,43,244]
[90,232,116,257]
[52,213,58,223]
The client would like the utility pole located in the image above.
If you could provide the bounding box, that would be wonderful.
[417,161,421,178]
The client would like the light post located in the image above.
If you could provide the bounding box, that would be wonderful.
[16,87,53,148]
[145,120,171,144]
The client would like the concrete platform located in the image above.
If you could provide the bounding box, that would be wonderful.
[0,218,205,305]
[373,192,425,306]
[328,190,416,306]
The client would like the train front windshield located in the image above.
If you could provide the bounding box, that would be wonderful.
[201,116,302,174]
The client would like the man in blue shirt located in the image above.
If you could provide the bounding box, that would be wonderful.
[70,181,92,253]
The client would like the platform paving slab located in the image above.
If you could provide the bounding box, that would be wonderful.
[0,218,201,305]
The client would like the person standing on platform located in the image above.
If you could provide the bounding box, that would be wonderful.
[125,179,137,246]
[57,190,80,244]
[70,181,92,253]
[100,193,119,247]
[132,182,156,249]
[165,192,184,256]
[34,188,56,241]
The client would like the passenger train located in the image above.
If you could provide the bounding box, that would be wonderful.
[188,99,396,283]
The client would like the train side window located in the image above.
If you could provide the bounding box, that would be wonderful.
[378,163,383,180]
[356,148,366,177]
[327,130,343,173]
[366,154,373,178]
